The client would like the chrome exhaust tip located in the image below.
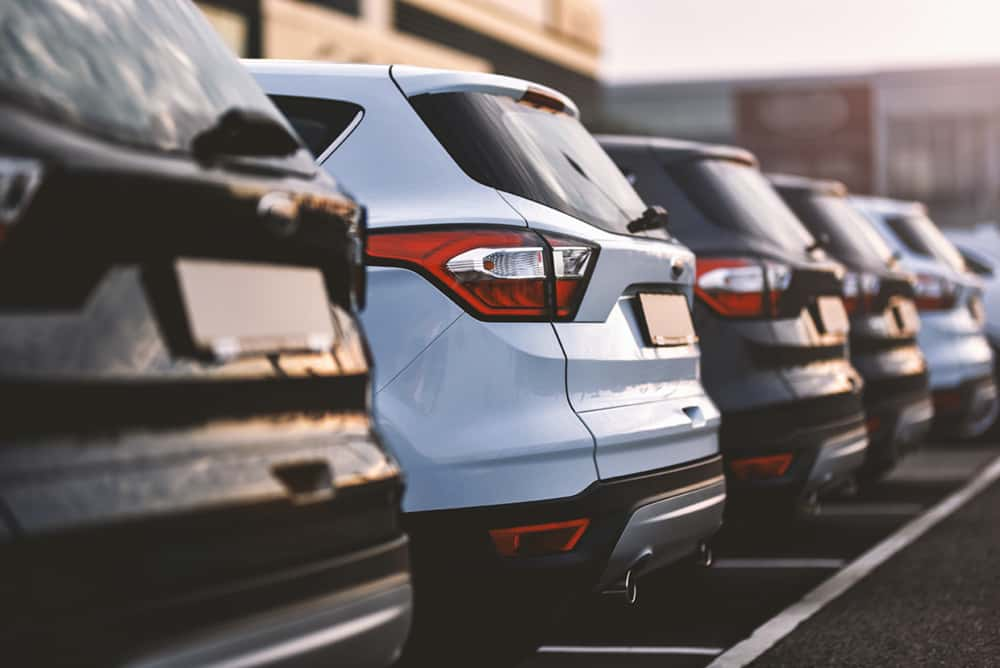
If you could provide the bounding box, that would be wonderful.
[696,541,714,568]
[601,568,639,606]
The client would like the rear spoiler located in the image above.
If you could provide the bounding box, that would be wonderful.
[390,65,579,118]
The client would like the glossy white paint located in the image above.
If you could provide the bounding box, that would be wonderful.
[361,267,463,393]
[374,314,597,511]
[248,62,721,540]
[391,65,578,118]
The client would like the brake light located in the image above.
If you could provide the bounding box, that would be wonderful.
[489,518,590,557]
[913,273,957,311]
[841,271,881,314]
[366,226,596,320]
[729,453,794,481]
[695,258,790,318]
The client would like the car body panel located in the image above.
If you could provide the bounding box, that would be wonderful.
[370,305,598,511]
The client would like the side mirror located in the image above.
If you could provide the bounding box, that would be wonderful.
[627,205,669,234]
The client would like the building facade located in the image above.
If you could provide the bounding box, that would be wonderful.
[604,65,1000,227]
[197,0,602,119]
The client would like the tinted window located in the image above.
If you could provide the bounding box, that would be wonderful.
[411,92,646,235]
[669,160,815,253]
[886,214,966,272]
[785,194,895,268]
[0,0,290,154]
[270,95,363,158]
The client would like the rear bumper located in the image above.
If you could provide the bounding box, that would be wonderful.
[721,392,868,500]
[5,535,412,667]
[129,573,412,668]
[932,375,999,439]
[403,456,724,612]
[862,372,933,472]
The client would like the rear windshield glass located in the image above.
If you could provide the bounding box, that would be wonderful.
[886,214,966,272]
[0,0,291,155]
[410,91,646,235]
[785,194,895,268]
[668,160,815,253]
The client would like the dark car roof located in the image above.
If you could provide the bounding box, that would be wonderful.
[767,173,848,198]
[596,134,757,167]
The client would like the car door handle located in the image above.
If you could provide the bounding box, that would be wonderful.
[683,405,706,428]
[272,460,335,505]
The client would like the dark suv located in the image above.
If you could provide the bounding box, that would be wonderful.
[600,136,868,511]
[0,2,410,666]
[771,174,932,478]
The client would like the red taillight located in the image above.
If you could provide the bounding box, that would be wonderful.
[913,273,958,311]
[729,453,794,481]
[489,518,590,557]
[842,271,881,315]
[695,257,790,318]
[366,226,596,320]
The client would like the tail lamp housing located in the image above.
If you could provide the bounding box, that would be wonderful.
[842,271,881,314]
[913,273,958,311]
[366,226,597,321]
[695,257,791,318]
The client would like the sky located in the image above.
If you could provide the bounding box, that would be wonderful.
[600,0,1000,83]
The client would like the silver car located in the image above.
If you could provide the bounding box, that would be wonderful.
[247,61,725,660]
[852,196,997,438]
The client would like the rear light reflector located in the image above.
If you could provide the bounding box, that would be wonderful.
[865,415,882,434]
[729,453,794,481]
[913,273,958,311]
[366,226,596,320]
[489,518,590,557]
[695,258,790,318]
[933,389,963,415]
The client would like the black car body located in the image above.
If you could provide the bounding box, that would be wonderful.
[600,136,868,509]
[771,174,932,477]
[0,2,410,666]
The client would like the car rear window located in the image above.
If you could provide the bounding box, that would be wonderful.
[886,214,966,272]
[785,194,895,268]
[410,91,647,235]
[269,95,363,158]
[668,159,815,254]
[0,0,291,155]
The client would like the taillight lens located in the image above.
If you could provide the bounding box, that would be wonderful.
[695,257,790,318]
[366,226,596,320]
[913,273,957,311]
[842,271,881,314]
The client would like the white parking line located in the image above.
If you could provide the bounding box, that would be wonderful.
[707,453,1000,668]
[712,558,845,570]
[815,502,924,517]
[538,646,723,656]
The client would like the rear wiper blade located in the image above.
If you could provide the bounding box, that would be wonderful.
[627,205,670,234]
[193,108,301,162]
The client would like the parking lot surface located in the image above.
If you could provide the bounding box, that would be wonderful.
[520,442,999,668]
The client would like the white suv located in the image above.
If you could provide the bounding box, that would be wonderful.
[248,61,725,662]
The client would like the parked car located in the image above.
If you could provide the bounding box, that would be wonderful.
[249,61,725,662]
[0,2,410,666]
[599,136,868,512]
[770,175,932,479]
[943,223,1000,350]
[851,196,998,439]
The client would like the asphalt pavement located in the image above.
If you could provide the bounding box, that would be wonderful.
[519,442,1000,668]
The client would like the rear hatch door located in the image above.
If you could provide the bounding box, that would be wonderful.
[395,69,719,479]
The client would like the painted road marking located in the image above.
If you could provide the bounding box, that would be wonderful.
[707,453,1000,668]
[814,502,924,517]
[538,646,723,656]
[712,558,845,570]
